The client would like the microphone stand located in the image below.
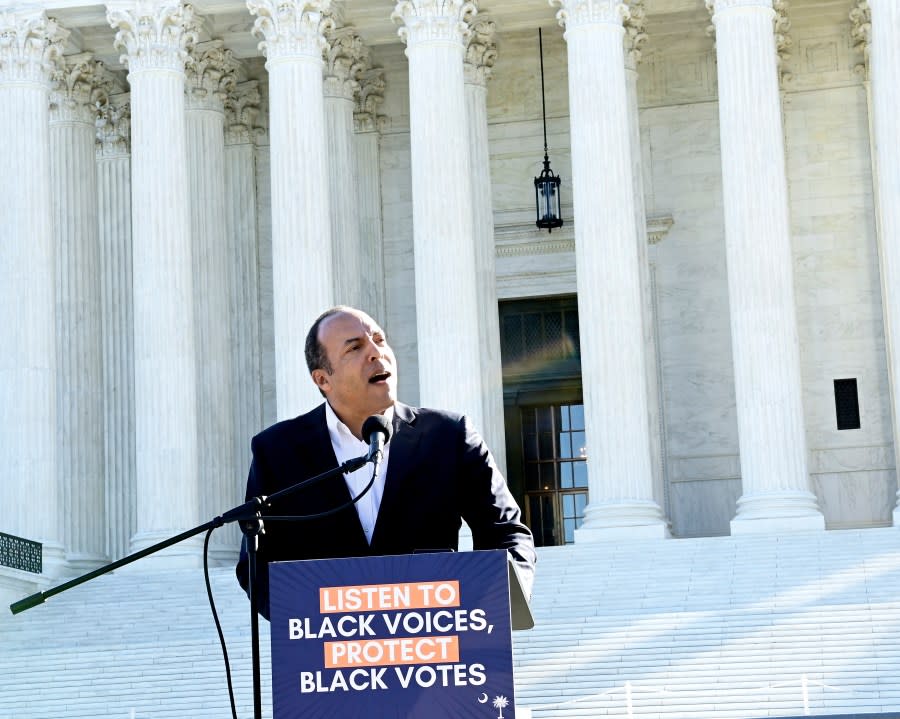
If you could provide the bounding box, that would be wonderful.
[10,452,371,719]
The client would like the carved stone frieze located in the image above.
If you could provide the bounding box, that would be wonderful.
[224,79,263,144]
[353,67,385,132]
[323,23,368,99]
[0,9,69,86]
[391,0,476,47]
[849,0,870,79]
[550,0,630,30]
[623,0,647,69]
[773,0,793,87]
[463,17,497,87]
[246,0,331,61]
[50,53,111,124]
[185,40,241,112]
[96,92,131,157]
[705,0,792,87]
[107,0,197,74]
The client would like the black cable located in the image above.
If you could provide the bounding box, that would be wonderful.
[205,460,378,717]
[204,527,239,719]
[262,460,379,523]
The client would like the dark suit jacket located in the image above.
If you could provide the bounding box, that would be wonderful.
[236,401,536,619]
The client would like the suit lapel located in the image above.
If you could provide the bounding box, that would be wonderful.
[290,404,369,549]
[370,403,420,549]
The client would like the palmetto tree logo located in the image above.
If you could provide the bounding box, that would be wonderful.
[492,695,509,718]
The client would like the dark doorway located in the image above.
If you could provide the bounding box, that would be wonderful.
[500,296,587,546]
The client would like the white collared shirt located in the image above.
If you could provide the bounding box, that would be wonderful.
[324,402,393,545]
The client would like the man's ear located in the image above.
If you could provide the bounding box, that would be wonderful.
[311,369,330,394]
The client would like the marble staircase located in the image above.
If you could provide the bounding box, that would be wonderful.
[2,528,900,718]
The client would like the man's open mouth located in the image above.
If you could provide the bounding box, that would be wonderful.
[369,371,391,384]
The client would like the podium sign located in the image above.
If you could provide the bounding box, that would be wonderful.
[269,549,518,719]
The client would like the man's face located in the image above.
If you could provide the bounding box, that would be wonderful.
[312,310,398,428]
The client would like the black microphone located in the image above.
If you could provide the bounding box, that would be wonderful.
[362,414,392,468]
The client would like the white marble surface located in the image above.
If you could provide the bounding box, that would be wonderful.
[51,82,106,571]
[2,0,898,567]
[0,9,66,579]
[97,151,136,562]
[710,0,823,532]
[109,1,202,562]
[867,0,900,523]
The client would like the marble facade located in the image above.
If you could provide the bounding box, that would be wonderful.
[0,0,897,596]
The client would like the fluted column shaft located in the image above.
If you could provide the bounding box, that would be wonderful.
[866,0,900,525]
[186,41,238,562]
[248,0,333,419]
[97,95,136,560]
[623,6,666,516]
[392,1,485,430]
[553,0,666,539]
[0,10,67,577]
[709,0,823,533]
[225,81,263,551]
[464,21,506,474]
[107,0,201,560]
[50,57,106,570]
[354,69,387,320]
[324,27,364,308]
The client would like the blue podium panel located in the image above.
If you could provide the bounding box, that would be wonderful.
[269,549,517,719]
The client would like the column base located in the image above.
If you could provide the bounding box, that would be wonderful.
[65,552,110,575]
[575,500,670,542]
[39,541,68,579]
[730,490,825,535]
[126,532,206,570]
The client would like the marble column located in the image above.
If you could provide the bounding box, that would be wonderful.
[96,91,136,562]
[391,0,485,431]
[49,54,107,570]
[107,0,202,562]
[707,0,824,533]
[623,1,666,516]
[865,0,900,526]
[354,69,387,321]
[225,79,264,533]
[185,39,239,561]
[464,18,506,475]
[0,9,68,579]
[551,0,667,539]
[247,0,333,420]
[324,19,365,309]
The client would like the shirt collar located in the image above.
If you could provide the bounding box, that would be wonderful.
[325,401,395,445]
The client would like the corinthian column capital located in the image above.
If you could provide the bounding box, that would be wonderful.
[106,0,197,74]
[96,92,131,157]
[850,0,871,79]
[463,17,497,86]
[323,23,368,99]
[354,67,385,132]
[391,0,476,48]
[0,9,69,86]
[246,0,331,62]
[50,53,111,124]
[185,40,241,111]
[623,0,647,68]
[224,79,263,144]
[550,0,629,30]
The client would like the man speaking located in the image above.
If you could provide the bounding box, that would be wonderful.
[236,306,535,619]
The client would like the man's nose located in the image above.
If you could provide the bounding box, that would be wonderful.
[365,337,383,359]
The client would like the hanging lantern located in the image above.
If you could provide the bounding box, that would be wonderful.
[534,27,563,233]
